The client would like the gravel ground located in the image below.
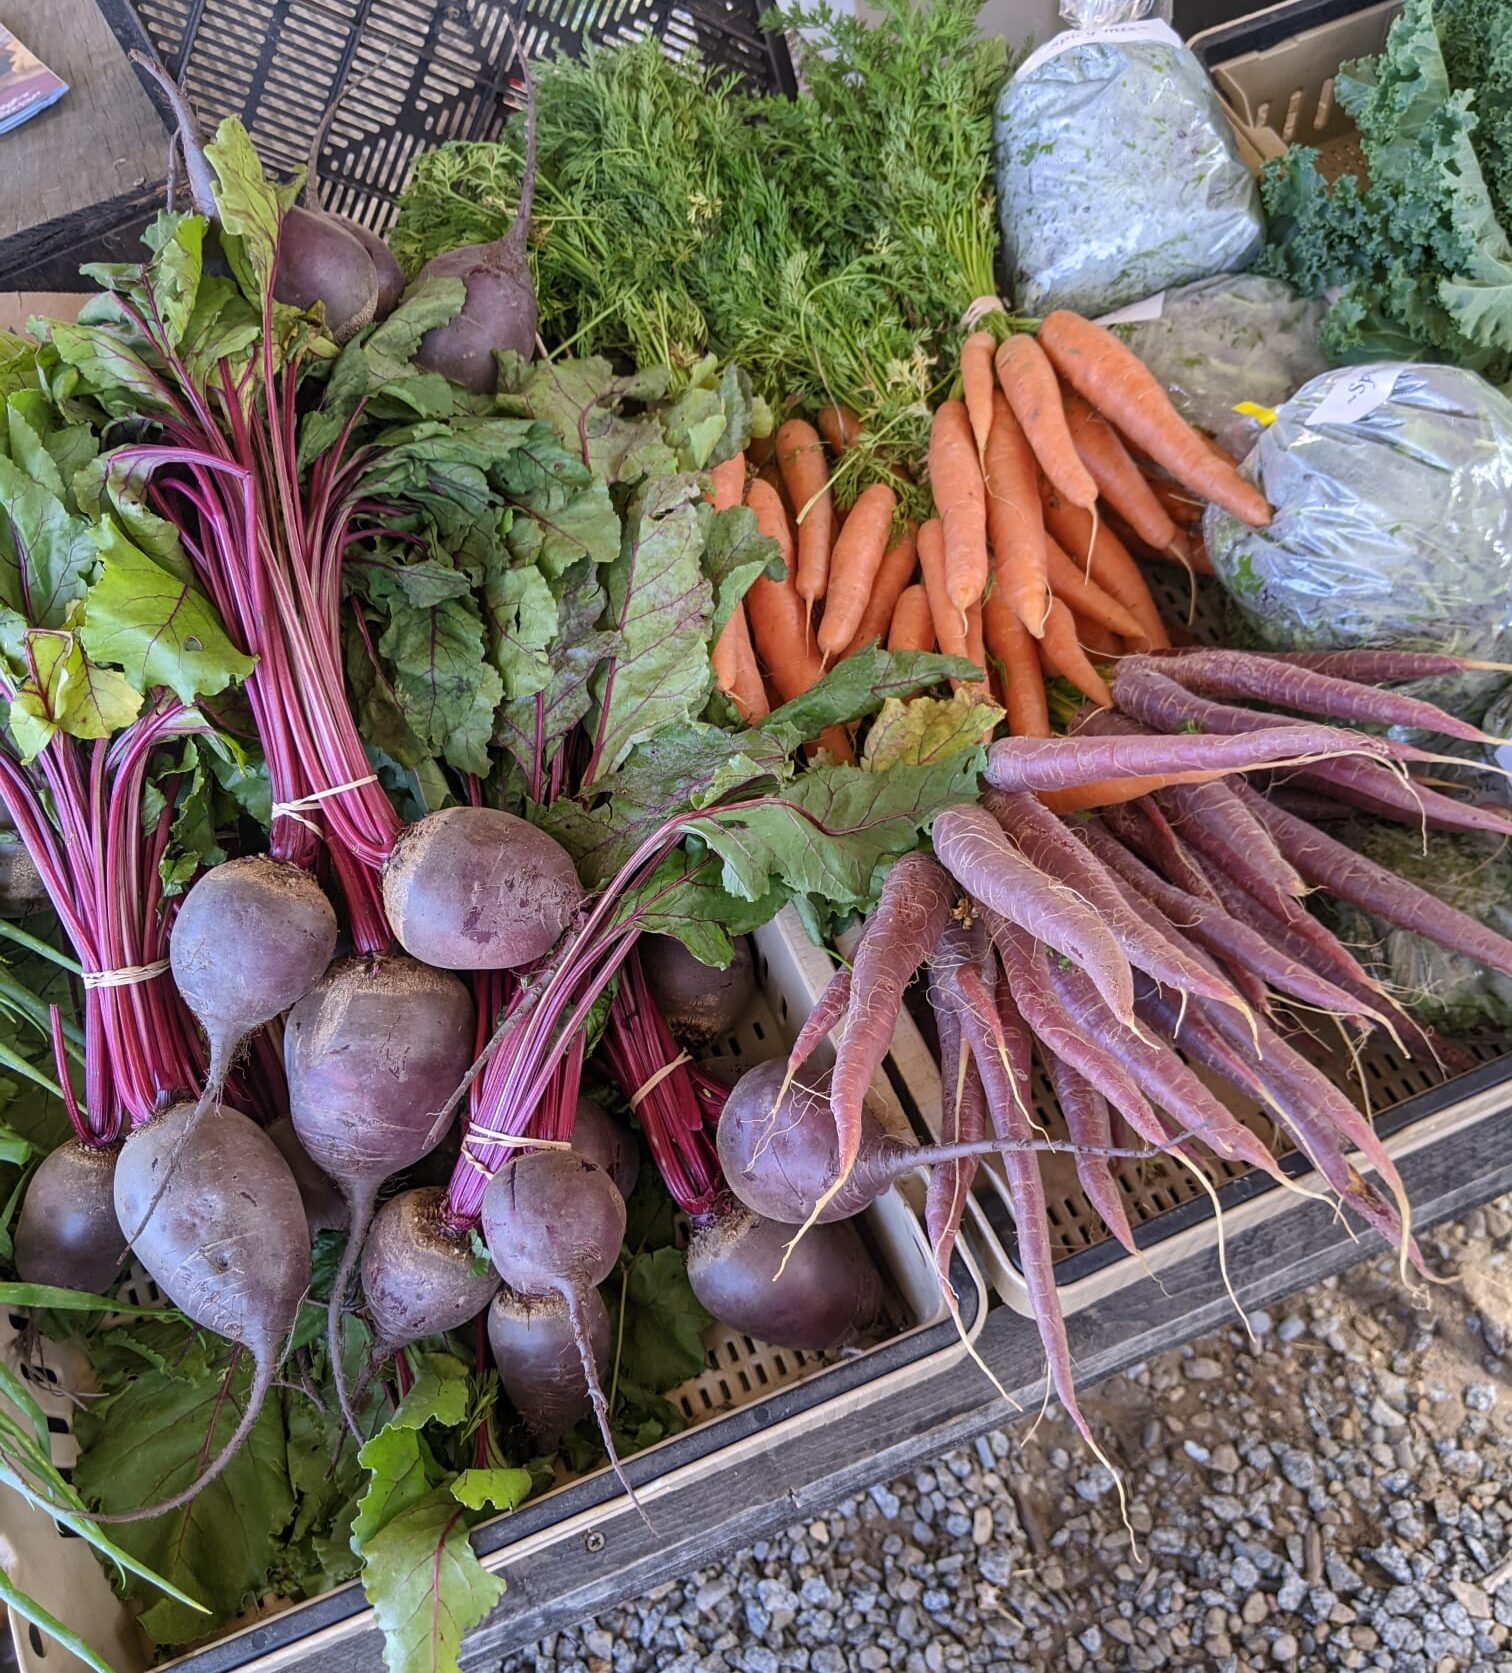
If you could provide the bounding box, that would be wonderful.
[503,1195,1512,1673]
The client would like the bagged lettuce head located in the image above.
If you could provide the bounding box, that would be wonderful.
[1206,362,1512,665]
[1111,274,1327,459]
[995,0,1263,318]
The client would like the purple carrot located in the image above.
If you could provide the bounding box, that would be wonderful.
[1084,831,1278,1025]
[950,961,1035,1143]
[1141,648,1502,745]
[1239,788,1512,981]
[1117,662,1438,762]
[1111,660,1442,764]
[1154,778,1368,979]
[1081,822,1389,1030]
[1042,1047,1138,1257]
[1264,789,1357,823]
[1157,778,1308,908]
[785,965,853,1079]
[1112,661,1512,836]
[1225,649,1509,683]
[1189,841,1390,999]
[983,788,1249,1016]
[989,916,1171,1152]
[1287,757,1512,838]
[1101,795,1224,905]
[829,851,956,1189]
[975,977,1116,1482]
[1136,982,1414,1263]
[1180,837,1459,1067]
[1181,985,1411,1226]
[1043,956,1295,1182]
[984,723,1382,796]
[924,948,986,1289]
[1179,985,1422,1271]
[932,804,1137,1028]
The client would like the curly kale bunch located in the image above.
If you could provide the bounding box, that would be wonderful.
[1258,0,1512,382]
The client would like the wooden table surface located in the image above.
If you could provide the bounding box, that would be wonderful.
[171,1087,1510,1673]
[1,0,162,243]
[3,5,1508,1669]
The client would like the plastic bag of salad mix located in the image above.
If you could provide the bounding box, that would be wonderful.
[1206,362,1512,669]
[1109,274,1326,459]
[995,0,1264,319]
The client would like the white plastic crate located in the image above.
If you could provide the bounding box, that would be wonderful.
[0,906,985,1673]
[901,565,1512,1310]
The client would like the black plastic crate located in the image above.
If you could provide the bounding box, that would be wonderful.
[92,0,796,234]
[1188,0,1384,70]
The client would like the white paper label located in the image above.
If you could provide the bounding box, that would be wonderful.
[1016,18,1182,80]
[1096,290,1168,326]
[1305,364,1403,428]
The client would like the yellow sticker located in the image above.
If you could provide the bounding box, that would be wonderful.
[1233,401,1278,427]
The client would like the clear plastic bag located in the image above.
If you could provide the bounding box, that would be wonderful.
[1112,275,1326,458]
[994,0,1262,319]
[1320,824,1512,1035]
[1206,363,1512,664]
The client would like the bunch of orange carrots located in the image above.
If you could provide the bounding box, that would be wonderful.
[710,309,1272,753]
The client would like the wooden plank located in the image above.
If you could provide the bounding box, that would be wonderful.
[0,0,164,245]
[456,1105,1512,1660]
[177,1103,1510,1673]
[0,293,86,333]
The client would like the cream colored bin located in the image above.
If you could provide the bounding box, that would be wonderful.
[0,906,986,1673]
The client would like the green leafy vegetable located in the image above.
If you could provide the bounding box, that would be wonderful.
[449,1468,533,1513]
[616,1246,713,1389]
[862,688,1002,769]
[74,1349,294,1646]
[1260,0,1512,378]
[351,1354,507,1673]
[391,3,1009,511]
[587,475,716,779]
[81,522,256,703]
[764,647,979,739]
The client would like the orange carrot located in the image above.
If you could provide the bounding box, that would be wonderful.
[1171,528,1214,576]
[843,523,919,656]
[1143,472,1204,529]
[817,483,898,659]
[888,583,936,652]
[1038,310,1272,527]
[983,588,1050,738]
[1102,507,1214,574]
[745,480,820,703]
[748,430,776,469]
[994,334,1098,512]
[960,331,998,460]
[917,518,972,661]
[1040,487,1170,650]
[709,451,747,514]
[711,601,770,725]
[1061,390,1178,551]
[816,404,862,456]
[982,390,1051,639]
[1042,535,1149,644]
[775,419,835,604]
[1042,776,1182,815]
[965,600,985,672]
[1069,611,1123,658]
[1039,598,1113,708]
[812,724,855,764]
[928,401,989,614]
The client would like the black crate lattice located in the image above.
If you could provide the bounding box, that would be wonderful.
[94,0,795,231]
